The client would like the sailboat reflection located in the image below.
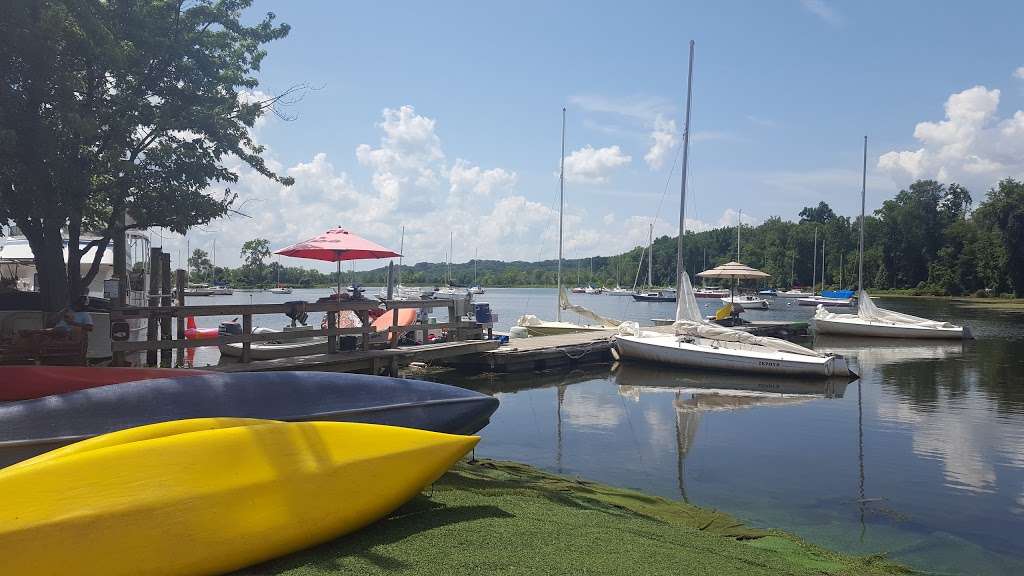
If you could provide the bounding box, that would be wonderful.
[614,363,850,500]
[814,335,964,370]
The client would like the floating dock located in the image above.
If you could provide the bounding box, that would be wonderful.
[211,340,499,375]
[444,331,616,373]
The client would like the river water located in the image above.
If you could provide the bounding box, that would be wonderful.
[187,288,1024,574]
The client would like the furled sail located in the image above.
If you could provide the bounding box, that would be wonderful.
[560,287,621,327]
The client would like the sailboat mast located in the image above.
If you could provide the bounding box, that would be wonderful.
[821,235,826,293]
[474,247,477,285]
[858,135,867,295]
[449,232,453,286]
[557,107,566,321]
[677,39,694,293]
[735,210,741,262]
[212,238,216,284]
[812,228,817,292]
[398,226,404,286]
[647,223,653,288]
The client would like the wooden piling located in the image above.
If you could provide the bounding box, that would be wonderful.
[175,269,186,366]
[159,253,171,367]
[241,314,252,363]
[146,247,161,367]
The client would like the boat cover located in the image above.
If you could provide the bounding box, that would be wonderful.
[559,287,620,326]
[815,290,960,329]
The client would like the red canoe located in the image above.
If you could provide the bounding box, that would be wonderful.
[0,366,212,402]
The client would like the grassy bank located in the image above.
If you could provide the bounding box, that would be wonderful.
[237,460,912,576]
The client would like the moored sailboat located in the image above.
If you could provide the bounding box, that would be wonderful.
[812,138,971,340]
[612,41,855,378]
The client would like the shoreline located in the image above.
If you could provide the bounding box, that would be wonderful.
[237,459,914,575]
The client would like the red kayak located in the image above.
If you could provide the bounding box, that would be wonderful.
[184,316,220,340]
[0,366,212,402]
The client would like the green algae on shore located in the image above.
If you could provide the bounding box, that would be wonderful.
[237,460,913,576]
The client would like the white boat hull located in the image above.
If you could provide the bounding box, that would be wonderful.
[798,297,854,307]
[522,323,615,337]
[813,316,968,339]
[721,297,769,309]
[219,338,328,360]
[613,334,850,378]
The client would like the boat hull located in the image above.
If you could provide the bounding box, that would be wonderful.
[219,338,329,360]
[0,371,498,466]
[798,297,854,307]
[632,294,677,302]
[813,316,968,339]
[0,366,210,402]
[523,323,614,337]
[0,419,476,576]
[613,334,849,378]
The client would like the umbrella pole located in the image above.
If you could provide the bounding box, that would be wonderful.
[337,260,342,299]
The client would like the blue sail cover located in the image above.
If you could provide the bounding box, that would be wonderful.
[822,290,854,299]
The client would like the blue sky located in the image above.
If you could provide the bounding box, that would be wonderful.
[164,0,1024,269]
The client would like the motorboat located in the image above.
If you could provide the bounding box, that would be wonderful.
[468,285,485,295]
[757,289,777,297]
[269,285,292,295]
[570,287,586,294]
[776,288,813,298]
[606,286,633,296]
[798,295,853,307]
[612,41,854,380]
[632,289,677,302]
[720,295,769,310]
[693,287,729,298]
[210,284,233,295]
[183,283,215,297]
[583,285,603,294]
[219,325,324,360]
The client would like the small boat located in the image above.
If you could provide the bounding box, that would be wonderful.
[468,285,485,294]
[814,292,970,339]
[219,325,326,359]
[720,295,769,309]
[757,289,777,297]
[776,288,814,298]
[798,295,854,307]
[606,286,633,296]
[693,287,730,298]
[632,289,677,302]
[182,283,215,296]
[210,284,233,295]
[583,285,603,294]
[0,366,210,402]
[0,418,476,576]
[184,316,219,340]
[0,371,499,466]
[269,284,292,294]
[570,286,586,294]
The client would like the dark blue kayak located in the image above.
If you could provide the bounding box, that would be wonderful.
[0,371,498,467]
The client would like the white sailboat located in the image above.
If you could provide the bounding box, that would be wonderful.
[612,41,854,378]
[813,138,971,340]
[515,108,619,337]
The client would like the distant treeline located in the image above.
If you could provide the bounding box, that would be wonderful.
[191,178,1024,297]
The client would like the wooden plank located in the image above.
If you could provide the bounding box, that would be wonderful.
[110,297,455,321]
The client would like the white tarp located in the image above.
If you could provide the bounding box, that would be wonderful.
[671,320,824,357]
[857,290,957,328]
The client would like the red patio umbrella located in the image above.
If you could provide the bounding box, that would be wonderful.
[274,228,401,297]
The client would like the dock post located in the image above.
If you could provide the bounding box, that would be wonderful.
[146,248,161,367]
[175,269,186,366]
[159,253,172,368]
[357,309,370,351]
[241,313,252,363]
[447,302,458,342]
[326,309,337,354]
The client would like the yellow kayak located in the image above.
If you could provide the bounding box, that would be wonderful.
[0,418,478,576]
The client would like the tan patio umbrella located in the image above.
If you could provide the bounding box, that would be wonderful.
[696,261,770,307]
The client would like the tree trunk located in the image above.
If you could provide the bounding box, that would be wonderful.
[19,218,69,320]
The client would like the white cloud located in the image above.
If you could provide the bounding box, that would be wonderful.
[564,145,632,183]
[878,84,1024,190]
[448,159,517,202]
[800,0,842,26]
[644,115,677,170]
[568,94,673,123]
[1013,67,1024,80]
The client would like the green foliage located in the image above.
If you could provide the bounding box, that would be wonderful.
[239,238,270,283]
[0,0,292,311]
[188,248,212,282]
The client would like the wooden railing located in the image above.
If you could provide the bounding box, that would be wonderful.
[110,297,474,366]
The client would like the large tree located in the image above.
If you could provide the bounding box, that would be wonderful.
[0,0,293,314]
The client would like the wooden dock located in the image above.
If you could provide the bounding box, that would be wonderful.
[211,339,499,375]
[444,331,616,373]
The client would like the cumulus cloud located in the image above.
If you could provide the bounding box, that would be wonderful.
[877,84,1024,190]
[564,145,632,183]
[448,159,517,201]
[1014,67,1024,80]
[645,116,677,170]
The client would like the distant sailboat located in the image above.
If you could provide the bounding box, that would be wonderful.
[813,138,971,339]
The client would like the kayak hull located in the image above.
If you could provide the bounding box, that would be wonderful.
[0,371,498,467]
[0,366,211,402]
[0,419,477,576]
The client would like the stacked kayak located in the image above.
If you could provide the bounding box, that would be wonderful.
[0,418,477,576]
[0,366,211,402]
[0,371,499,467]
